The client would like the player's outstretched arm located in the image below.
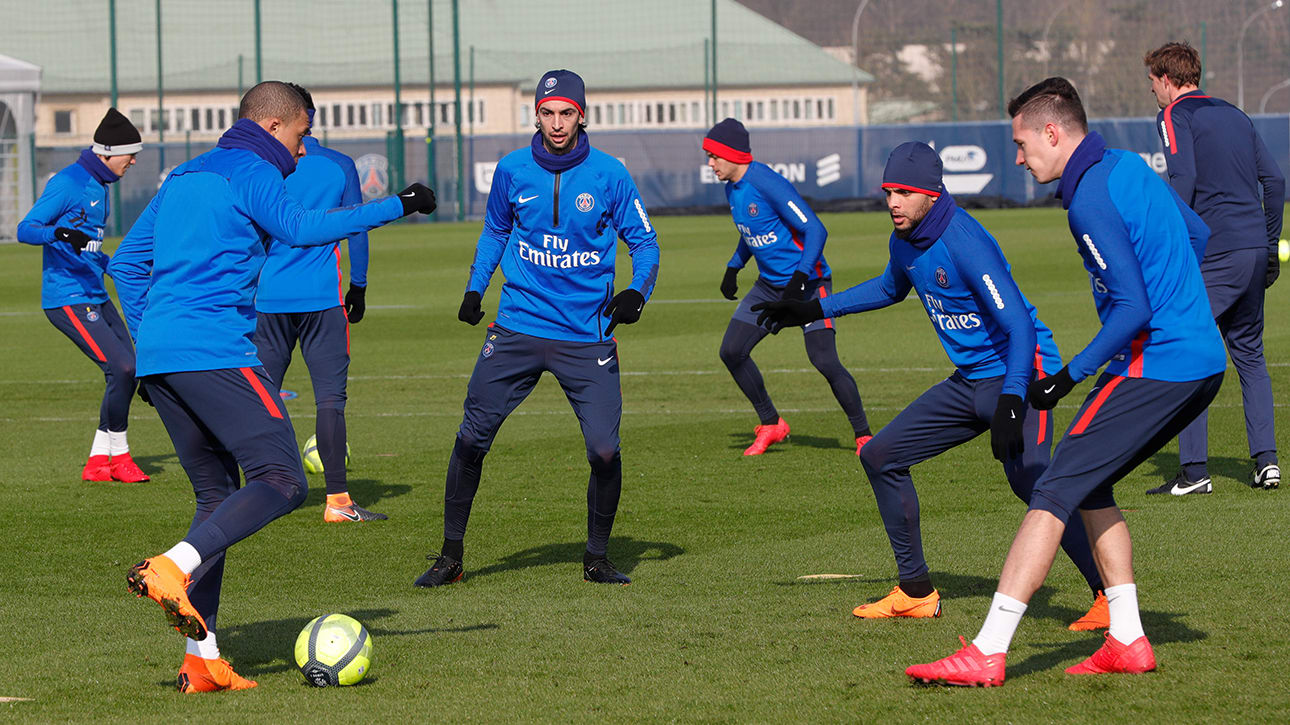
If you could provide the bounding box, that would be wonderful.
[750,297,823,334]
[240,164,411,248]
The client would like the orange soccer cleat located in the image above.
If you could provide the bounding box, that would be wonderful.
[1066,633,1156,675]
[743,418,790,456]
[110,453,151,483]
[177,654,257,693]
[126,555,207,640]
[907,636,1007,687]
[853,585,942,619]
[1068,590,1110,631]
[855,434,873,456]
[324,493,389,523]
[82,455,112,482]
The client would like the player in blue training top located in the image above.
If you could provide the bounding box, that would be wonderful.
[254,84,386,524]
[1144,42,1286,494]
[17,108,151,484]
[108,82,435,693]
[907,78,1225,687]
[753,142,1107,631]
[703,118,871,456]
[415,69,660,589]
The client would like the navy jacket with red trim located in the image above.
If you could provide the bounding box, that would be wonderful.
[1155,90,1285,257]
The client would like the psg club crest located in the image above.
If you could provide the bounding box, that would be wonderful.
[576,193,595,212]
[86,309,99,322]
[545,77,558,89]
[482,342,495,359]
[935,267,950,288]
[747,202,759,217]
[354,154,390,201]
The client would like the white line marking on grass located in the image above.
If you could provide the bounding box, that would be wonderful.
[796,574,863,580]
[0,697,34,702]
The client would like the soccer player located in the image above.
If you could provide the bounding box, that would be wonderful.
[253,83,385,523]
[704,118,871,456]
[752,142,1106,629]
[108,81,435,693]
[1143,42,1285,494]
[415,69,659,588]
[16,108,149,483]
[905,78,1225,686]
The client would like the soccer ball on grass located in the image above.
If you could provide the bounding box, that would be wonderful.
[294,613,373,687]
[301,434,350,474]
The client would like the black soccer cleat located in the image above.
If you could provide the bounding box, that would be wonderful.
[1146,471,1211,496]
[1253,463,1280,490]
[414,552,463,588]
[583,557,631,585]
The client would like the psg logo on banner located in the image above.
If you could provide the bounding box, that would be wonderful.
[747,202,759,217]
[576,193,595,212]
[935,267,950,288]
[354,154,390,201]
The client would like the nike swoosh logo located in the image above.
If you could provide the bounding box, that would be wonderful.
[90,200,100,206]
[1042,384,1057,395]
[401,191,416,198]
[597,357,614,366]
[332,508,362,521]
[1170,481,1210,495]
[906,265,915,271]
[544,89,556,95]
[1010,410,1016,419]
[518,194,539,203]
[997,605,1024,614]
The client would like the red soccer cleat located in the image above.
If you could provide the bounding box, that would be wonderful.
[82,455,112,482]
[177,654,257,693]
[1068,590,1109,631]
[1066,633,1156,674]
[110,453,151,483]
[906,636,1007,687]
[743,418,790,456]
[855,435,873,456]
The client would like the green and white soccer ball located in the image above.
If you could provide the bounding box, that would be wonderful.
[295,613,373,687]
[301,434,350,474]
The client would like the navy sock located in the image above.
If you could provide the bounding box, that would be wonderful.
[899,576,934,599]
[445,438,486,541]
[586,453,622,557]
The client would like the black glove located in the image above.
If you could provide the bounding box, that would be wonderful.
[458,290,485,325]
[55,227,97,254]
[397,183,437,216]
[750,298,824,334]
[136,382,154,408]
[603,288,645,336]
[781,271,811,301]
[1028,366,1076,411]
[1267,250,1280,289]
[721,267,740,300]
[344,283,367,324]
[990,394,1026,462]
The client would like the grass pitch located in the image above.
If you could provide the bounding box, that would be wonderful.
[1,207,1288,723]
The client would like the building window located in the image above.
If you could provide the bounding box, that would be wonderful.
[54,110,73,134]
[129,108,145,129]
[189,108,201,130]
[827,98,835,120]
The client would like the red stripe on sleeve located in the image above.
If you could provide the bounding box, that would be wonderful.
[1069,375,1126,436]
[63,305,107,362]
[1162,95,1211,156]
[239,367,284,419]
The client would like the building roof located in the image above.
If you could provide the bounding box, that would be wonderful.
[0,54,41,93]
[5,0,871,95]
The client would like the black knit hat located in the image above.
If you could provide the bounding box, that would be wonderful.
[882,142,942,196]
[702,118,752,163]
[92,108,142,156]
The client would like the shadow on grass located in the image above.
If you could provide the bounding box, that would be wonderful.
[1139,450,1257,487]
[465,536,685,581]
[299,477,412,508]
[727,431,851,453]
[208,608,499,681]
[128,452,180,477]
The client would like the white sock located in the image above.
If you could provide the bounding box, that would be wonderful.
[108,430,129,456]
[90,430,110,457]
[1106,583,1146,643]
[973,592,1028,656]
[185,631,220,660]
[163,541,202,576]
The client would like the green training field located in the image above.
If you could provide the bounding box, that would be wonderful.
[1,208,1288,723]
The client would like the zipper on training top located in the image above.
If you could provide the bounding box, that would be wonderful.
[552,172,561,226]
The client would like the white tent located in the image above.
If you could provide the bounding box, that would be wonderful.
[0,54,40,243]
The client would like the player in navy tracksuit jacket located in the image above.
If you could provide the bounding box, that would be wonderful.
[753,142,1106,630]
[1144,42,1286,494]
[415,70,659,589]
[702,118,870,458]
[16,109,150,484]
[254,84,386,523]
[908,78,1226,686]
[107,82,434,693]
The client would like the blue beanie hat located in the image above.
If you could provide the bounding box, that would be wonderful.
[882,142,942,196]
[536,69,586,117]
[702,117,753,163]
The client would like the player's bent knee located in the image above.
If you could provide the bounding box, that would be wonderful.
[718,341,749,368]
[588,449,621,474]
[858,436,890,473]
[453,436,489,465]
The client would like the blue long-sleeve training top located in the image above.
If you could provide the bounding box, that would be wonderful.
[1156,90,1286,257]
[821,192,1059,398]
[257,136,370,313]
[467,144,660,342]
[108,145,404,377]
[723,161,830,285]
[16,156,112,308]
[1056,132,1225,383]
